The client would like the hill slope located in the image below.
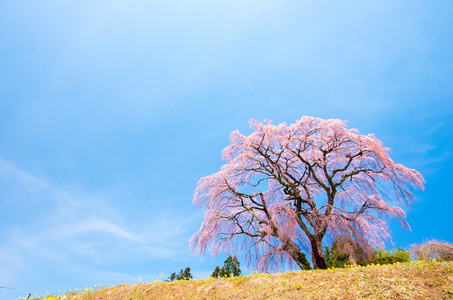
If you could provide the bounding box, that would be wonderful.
[39,261,453,300]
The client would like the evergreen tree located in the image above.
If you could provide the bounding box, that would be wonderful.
[176,269,183,280]
[211,266,220,278]
[176,267,193,280]
[323,236,411,268]
[231,255,241,276]
[323,236,369,268]
[219,255,242,277]
[166,272,177,282]
[166,266,193,281]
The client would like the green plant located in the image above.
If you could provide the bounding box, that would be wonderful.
[218,255,242,277]
[165,267,192,281]
[324,244,349,268]
[211,266,220,278]
[372,248,411,265]
[323,237,410,268]
[178,267,193,280]
[166,272,177,282]
[297,251,312,270]
[323,237,369,268]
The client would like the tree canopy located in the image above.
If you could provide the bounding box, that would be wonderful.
[190,117,424,271]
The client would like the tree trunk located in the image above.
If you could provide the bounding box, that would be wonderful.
[310,237,327,269]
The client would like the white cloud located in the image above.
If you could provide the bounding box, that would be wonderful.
[0,157,198,289]
[0,158,52,190]
[49,218,143,242]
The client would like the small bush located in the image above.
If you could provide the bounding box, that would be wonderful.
[371,248,411,265]
[324,243,350,268]
[410,239,453,261]
[323,237,411,268]
[323,237,370,268]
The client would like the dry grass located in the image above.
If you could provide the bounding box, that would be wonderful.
[39,261,453,300]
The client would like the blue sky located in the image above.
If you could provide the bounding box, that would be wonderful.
[1,1,452,298]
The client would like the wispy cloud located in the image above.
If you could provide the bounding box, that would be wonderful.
[48,218,143,242]
[0,158,53,190]
[0,157,197,290]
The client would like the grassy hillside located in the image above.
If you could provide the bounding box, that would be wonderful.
[30,261,453,300]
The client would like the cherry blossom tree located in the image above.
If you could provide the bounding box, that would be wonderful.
[190,117,424,270]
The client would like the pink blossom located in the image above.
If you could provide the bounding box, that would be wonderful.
[190,117,424,271]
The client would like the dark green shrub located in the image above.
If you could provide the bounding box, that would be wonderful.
[297,251,312,270]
